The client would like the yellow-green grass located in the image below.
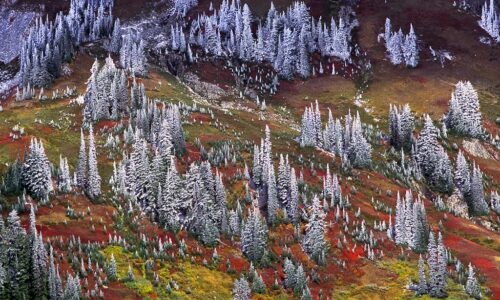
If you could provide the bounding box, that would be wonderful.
[101,245,235,299]
[333,259,486,300]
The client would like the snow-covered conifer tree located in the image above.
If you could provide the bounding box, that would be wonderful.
[241,208,268,262]
[465,263,482,299]
[302,195,326,264]
[445,81,483,137]
[85,126,101,200]
[22,138,53,202]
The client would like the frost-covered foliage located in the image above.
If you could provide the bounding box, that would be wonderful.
[387,190,428,253]
[120,30,148,77]
[383,18,419,67]
[171,0,199,17]
[169,1,357,80]
[0,10,35,64]
[299,101,372,168]
[388,103,414,151]
[0,209,80,298]
[454,151,489,216]
[302,195,327,264]
[410,232,448,298]
[415,115,454,194]
[19,0,115,87]
[444,81,483,138]
[22,138,53,202]
[479,0,500,42]
[83,57,128,123]
[241,207,268,262]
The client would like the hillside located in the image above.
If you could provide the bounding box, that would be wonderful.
[0,0,499,299]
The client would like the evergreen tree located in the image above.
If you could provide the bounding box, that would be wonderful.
[455,150,471,198]
[109,18,122,53]
[233,276,251,300]
[22,138,53,202]
[470,163,488,216]
[85,126,101,200]
[267,164,279,225]
[241,208,268,262]
[58,155,72,193]
[108,254,117,281]
[388,29,403,65]
[445,81,483,137]
[283,258,296,289]
[416,255,428,295]
[479,0,500,42]
[288,167,299,224]
[416,115,453,194]
[465,263,482,299]
[403,24,419,67]
[302,195,327,264]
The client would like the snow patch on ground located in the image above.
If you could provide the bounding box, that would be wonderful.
[0,9,36,64]
[0,71,20,101]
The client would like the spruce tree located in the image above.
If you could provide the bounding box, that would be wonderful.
[302,195,327,264]
[22,138,53,202]
[470,163,488,216]
[241,208,268,262]
[233,276,251,300]
[86,126,102,200]
[465,263,482,299]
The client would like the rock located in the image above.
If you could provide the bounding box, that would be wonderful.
[462,139,495,160]
[184,72,230,101]
[446,189,469,219]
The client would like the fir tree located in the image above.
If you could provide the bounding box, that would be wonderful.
[241,208,268,262]
[233,276,251,300]
[470,163,488,216]
[465,263,482,299]
[22,138,53,202]
[302,195,327,264]
[85,126,101,200]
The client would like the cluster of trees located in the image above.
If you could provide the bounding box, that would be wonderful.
[299,101,372,168]
[170,1,356,80]
[232,276,251,300]
[283,258,310,297]
[15,84,37,101]
[387,190,429,253]
[77,126,102,200]
[465,263,483,299]
[415,115,454,193]
[0,207,80,299]
[322,166,344,207]
[83,58,129,123]
[57,155,73,193]
[20,0,115,87]
[252,126,300,224]
[479,0,499,42]
[119,31,148,77]
[2,133,101,204]
[171,0,198,17]
[22,138,54,203]
[444,81,483,138]
[241,207,268,262]
[302,195,327,264]
[412,232,448,298]
[110,102,184,200]
[388,103,414,151]
[383,18,419,67]
[454,150,489,216]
